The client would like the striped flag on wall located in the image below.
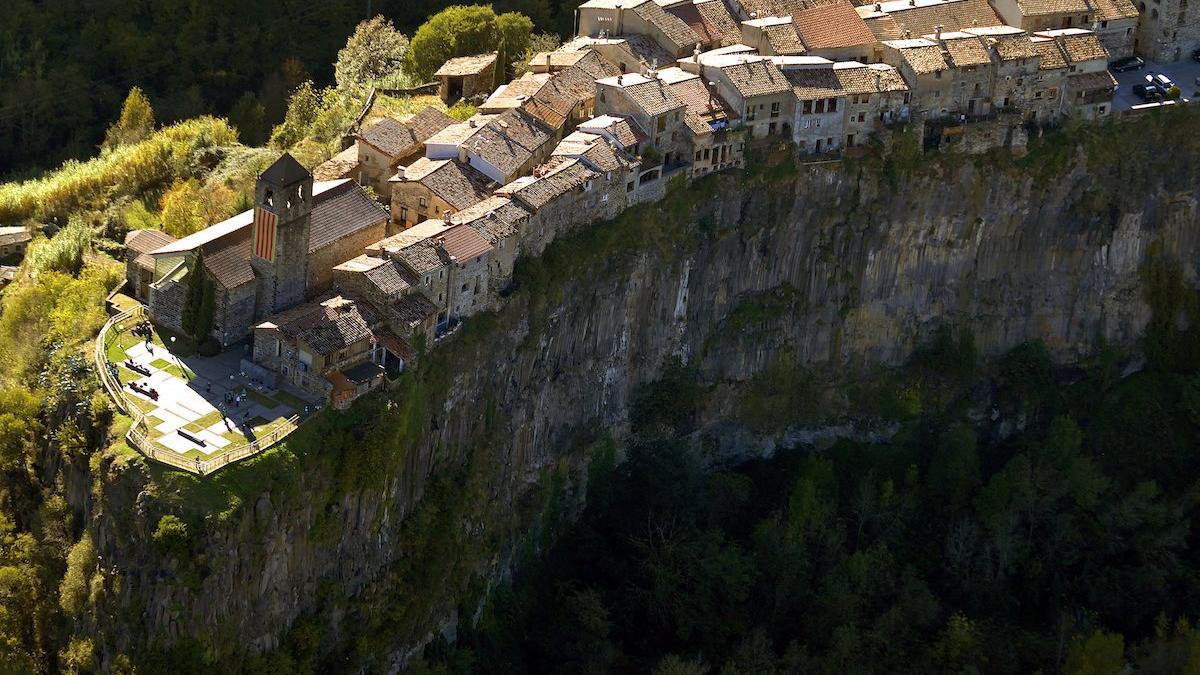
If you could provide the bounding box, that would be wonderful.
[253,207,277,262]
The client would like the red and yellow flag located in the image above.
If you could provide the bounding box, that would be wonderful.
[253,207,277,262]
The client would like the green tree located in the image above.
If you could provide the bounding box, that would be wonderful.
[58,534,95,616]
[405,5,533,81]
[229,92,267,145]
[195,273,215,342]
[269,81,320,149]
[103,86,155,150]
[152,515,191,560]
[335,16,411,93]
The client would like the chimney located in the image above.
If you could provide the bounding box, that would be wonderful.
[935,24,943,41]
[615,4,624,33]
[908,0,914,6]
[617,73,624,85]
[694,43,701,62]
[458,145,468,163]
[545,52,552,71]
[443,210,452,224]
[874,2,881,9]
[469,118,477,127]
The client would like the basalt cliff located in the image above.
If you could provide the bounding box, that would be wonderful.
[73,113,1200,670]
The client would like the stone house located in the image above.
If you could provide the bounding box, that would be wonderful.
[0,226,32,261]
[435,53,497,103]
[437,222,495,320]
[928,29,998,118]
[1037,28,1115,118]
[123,229,175,301]
[312,146,360,182]
[882,38,956,118]
[355,107,456,198]
[660,67,746,176]
[424,109,557,185]
[963,26,1042,112]
[857,0,1005,38]
[784,63,850,154]
[832,62,912,147]
[1135,0,1200,62]
[989,0,1138,56]
[449,196,530,289]
[252,293,406,408]
[577,0,702,58]
[595,72,689,171]
[144,155,387,346]
[682,53,795,139]
[498,154,626,256]
[792,1,881,62]
[482,50,622,138]
[577,114,651,156]
[331,254,440,346]
[1029,35,1071,120]
[741,17,809,56]
[390,156,497,228]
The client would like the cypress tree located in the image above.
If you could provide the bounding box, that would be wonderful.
[180,250,205,336]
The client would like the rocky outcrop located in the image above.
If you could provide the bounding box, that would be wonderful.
[82,121,1200,669]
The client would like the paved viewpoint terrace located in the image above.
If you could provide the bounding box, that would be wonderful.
[97,304,318,474]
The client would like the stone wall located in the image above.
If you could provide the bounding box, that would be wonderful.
[306,220,389,295]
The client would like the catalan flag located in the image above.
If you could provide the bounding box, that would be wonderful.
[253,207,277,262]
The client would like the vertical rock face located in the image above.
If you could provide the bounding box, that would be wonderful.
[86,146,1199,667]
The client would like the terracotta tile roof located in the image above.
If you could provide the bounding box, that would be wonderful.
[694,0,743,46]
[509,159,600,211]
[864,0,1003,38]
[786,67,843,99]
[938,34,993,67]
[885,38,951,73]
[1031,37,1069,69]
[449,195,529,244]
[308,181,389,252]
[863,14,905,41]
[438,223,493,262]
[468,109,555,179]
[269,294,386,356]
[406,107,458,143]
[717,59,792,98]
[125,229,174,255]
[1057,32,1109,62]
[358,118,416,157]
[979,30,1039,60]
[406,158,496,210]
[666,2,719,45]
[734,0,839,16]
[763,24,809,55]
[362,259,420,297]
[834,63,910,93]
[632,0,702,49]
[1088,0,1139,20]
[793,2,878,50]
[1068,69,1117,91]
[394,238,448,276]
[1016,0,1090,15]
[667,76,739,134]
[600,73,687,116]
[383,293,439,332]
[578,115,650,149]
[435,53,497,77]
[523,50,621,129]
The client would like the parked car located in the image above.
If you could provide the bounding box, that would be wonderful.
[1149,72,1176,91]
[1110,55,1145,72]
[1192,48,1200,62]
[1133,83,1163,102]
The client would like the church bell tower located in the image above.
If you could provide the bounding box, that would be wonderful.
[251,153,312,318]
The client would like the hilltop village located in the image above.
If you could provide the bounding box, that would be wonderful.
[123,0,1183,409]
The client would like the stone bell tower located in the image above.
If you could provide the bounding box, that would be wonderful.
[251,153,312,318]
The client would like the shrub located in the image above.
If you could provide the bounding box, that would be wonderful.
[152,515,191,560]
[58,534,95,616]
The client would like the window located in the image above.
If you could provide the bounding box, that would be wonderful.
[828,98,837,112]
[815,99,825,114]
[857,112,866,123]
[768,122,777,135]
[424,276,431,286]
[657,115,667,132]
[747,105,757,121]
[802,100,812,114]
[439,270,444,279]
[935,71,943,79]
[770,101,781,117]
[703,148,710,159]
[400,207,409,222]
[418,196,428,208]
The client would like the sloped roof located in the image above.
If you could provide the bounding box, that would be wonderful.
[667,75,739,135]
[793,2,878,49]
[632,0,702,49]
[599,73,686,116]
[1089,0,1139,21]
[509,159,600,211]
[406,107,458,142]
[359,118,416,158]
[1056,31,1109,62]
[313,146,360,181]
[1068,69,1117,91]
[439,223,493,262]
[404,158,496,210]
[469,108,556,178]
[694,0,744,46]
[763,24,809,55]
[308,180,389,252]
[125,229,174,255]
[449,195,530,244]
[1015,0,1090,16]
[435,53,497,77]
[885,38,951,73]
[266,293,386,356]
[578,114,650,148]
[362,259,419,297]
[938,34,993,67]
[786,67,843,99]
[394,237,448,275]
[834,62,910,93]
[1031,37,1069,69]
[717,59,791,97]
[860,0,1003,38]
[260,153,309,186]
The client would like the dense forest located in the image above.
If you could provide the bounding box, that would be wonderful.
[409,258,1200,674]
[0,0,576,178]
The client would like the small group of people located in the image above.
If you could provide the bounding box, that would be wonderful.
[128,380,158,400]
[124,359,151,376]
[131,320,153,340]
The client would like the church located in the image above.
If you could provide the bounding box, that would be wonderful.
[135,154,391,347]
